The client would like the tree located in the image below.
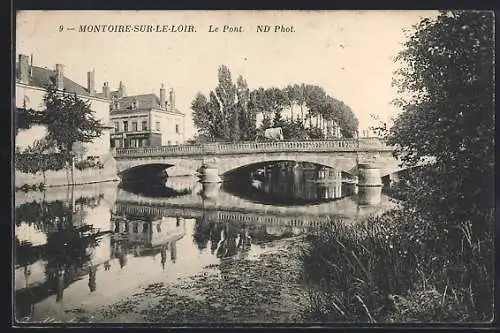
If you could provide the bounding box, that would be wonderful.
[389,11,494,316]
[282,118,309,140]
[216,65,239,141]
[191,93,213,139]
[236,76,256,141]
[25,138,59,183]
[272,109,284,128]
[15,107,41,135]
[191,65,243,142]
[368,114,389,138]
[42,82,104,185]
[283,85,298,121]
[390,10,494,231]
[294,84,307,125]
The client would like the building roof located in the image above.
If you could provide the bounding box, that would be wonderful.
[95,90,121,99]
[18,65,92,97]
[114,94,183,114]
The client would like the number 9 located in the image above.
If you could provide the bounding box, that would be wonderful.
[59,25,64,32]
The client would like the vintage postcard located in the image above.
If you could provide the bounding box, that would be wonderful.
[13,10,495,326]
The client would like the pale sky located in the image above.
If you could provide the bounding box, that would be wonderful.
[16,10,439,139]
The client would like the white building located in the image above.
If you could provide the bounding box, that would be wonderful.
[255,103,342,139]
[109,84,185,148]
[15,54,112,157]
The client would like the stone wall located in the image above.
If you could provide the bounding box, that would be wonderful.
[15,154,119,188]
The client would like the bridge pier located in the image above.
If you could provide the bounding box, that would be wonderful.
[198,158,221,184]
[357,163,382,205]
[200,182,221,203]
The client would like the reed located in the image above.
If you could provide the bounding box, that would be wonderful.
[300,209,494,322]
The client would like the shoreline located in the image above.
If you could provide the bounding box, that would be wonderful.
[19,236,311,324]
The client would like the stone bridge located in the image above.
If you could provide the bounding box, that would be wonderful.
[113,138,401,184]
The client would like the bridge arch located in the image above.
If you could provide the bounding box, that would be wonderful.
[118,162,174,176]
[217,154,360,176]
[116,157,204,177]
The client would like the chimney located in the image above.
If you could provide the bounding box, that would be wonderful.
[118,81,127,98]
[18,54,30,84]
[30,54,33,76]
[160,84,166,108]
[102,82,110,99]
[87,70,95,96]
[55,64,64,90]
[169,88,175,111]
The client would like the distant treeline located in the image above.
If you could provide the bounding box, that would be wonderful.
[191,65,359,142]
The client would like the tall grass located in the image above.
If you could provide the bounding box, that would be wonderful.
[300,208,494,322]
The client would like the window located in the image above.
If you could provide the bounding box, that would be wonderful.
[142,121,148,131]
[123,121,129,132]
[115,139,121,148]
[132,121,138,131]
[114,122,119,132]
[175,124,179,134]
[168,141,171,145]
[156,121,160,131]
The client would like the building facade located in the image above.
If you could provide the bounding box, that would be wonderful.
[109,84,185,148]
[15,54,112,157]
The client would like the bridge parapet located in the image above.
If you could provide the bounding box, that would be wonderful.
[114,138,392,159]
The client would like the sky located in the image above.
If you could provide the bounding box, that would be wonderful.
[16,10,439,139]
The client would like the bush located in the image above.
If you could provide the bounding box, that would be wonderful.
[74,159,104,171]
[15,152,66,174]
[300,209,494,322]
[15,183,45,192]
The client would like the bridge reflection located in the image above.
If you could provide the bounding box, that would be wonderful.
[115,183,394,224]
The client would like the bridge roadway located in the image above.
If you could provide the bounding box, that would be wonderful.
[113,185,397,228]
[113,138,401,177]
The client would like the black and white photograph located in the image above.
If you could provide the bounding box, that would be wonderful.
[13,10,494,325]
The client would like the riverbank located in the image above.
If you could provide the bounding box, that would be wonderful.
[63,236,311,324]
[15,154,119,189]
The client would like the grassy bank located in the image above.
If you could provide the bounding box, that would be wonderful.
[300,209,494,323]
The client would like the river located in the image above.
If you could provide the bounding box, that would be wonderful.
[14,162,396,323]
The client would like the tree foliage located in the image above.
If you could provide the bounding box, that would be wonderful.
[388,10,494,317]
[15,138,66,181]
[389,10,494,233]
[43,83,104,157]
[191,65,240,142]
[236,75,256,141]
[191,65,359,141]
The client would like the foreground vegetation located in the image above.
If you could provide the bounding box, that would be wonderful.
[301,11,494,322]
[301,211,493,322]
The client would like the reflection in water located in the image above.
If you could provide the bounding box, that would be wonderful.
[14,163,391,323]
[224,162,356,206]
[192,211,306,260]
[119,182,192,198]
[15,192,109,318]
